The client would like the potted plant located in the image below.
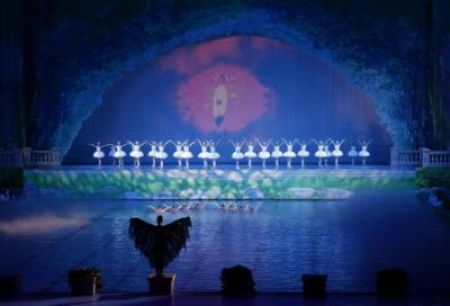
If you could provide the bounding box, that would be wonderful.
[68,267,102,296]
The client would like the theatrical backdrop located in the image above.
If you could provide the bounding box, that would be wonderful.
[1,0,450,299]
[1,0,449,162]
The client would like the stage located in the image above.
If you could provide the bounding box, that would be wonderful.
[24,165,416,200]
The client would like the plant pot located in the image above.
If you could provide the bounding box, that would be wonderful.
[70,277,97,296]
[148,274,176,296]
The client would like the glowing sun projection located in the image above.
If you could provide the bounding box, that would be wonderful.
[157,36,276,133]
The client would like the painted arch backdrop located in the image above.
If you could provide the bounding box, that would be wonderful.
[66,36,391,164]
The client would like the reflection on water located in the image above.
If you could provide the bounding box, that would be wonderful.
[0,215,88,235]
[0,191,449,294]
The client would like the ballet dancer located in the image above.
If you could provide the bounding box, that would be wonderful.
[313,140,327,167]
[271,141,283,169]
[331,139,345,168]
[128,141,145,168]
[171,140,184,169]
[181,140,195,169]
[89,142,108,168]
[108,144,116,165]
[197,139,211,168]
[112,141,128,168]
[154,141,169,169]
[244,141,257,169]
[146,141,158,169]
[359,139,372,166]
[230,140,245,170]
[297,140,310,168]
[257,139,271,169]
[323,140,332,167]
[208,140,220,169]
[283,139,296,169]
[348,143,358,166]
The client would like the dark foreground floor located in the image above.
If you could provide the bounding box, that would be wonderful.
[1,293,450,306]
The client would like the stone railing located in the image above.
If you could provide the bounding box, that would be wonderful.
[391,147,450,168]
[0,148,61,168]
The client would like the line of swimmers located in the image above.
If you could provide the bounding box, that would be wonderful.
[89,139,372,169]
[148,202,259,214]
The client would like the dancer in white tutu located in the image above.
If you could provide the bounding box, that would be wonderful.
[112,141,128,168]
[323,140,332,167]
[197,139,211,168]
[108,144,116,166]
[297,140,310,168]
[146,141,158,169]
[128,141,146,168]
[171,140,184,169]
[89,142,108,168]
[283,139,296,169]
[154,141,169,169]
[257,139,271,169]
[208,140,220,169]
[181,141,195,169]
[271,141,283,169]
[230,140,245,170]
[244,141,257,169]
[359,139,372,166]
[313,139,327,167]
[331,139,345,168]
[348,143,358,166]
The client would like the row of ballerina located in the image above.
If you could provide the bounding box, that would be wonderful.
[89,139,372,170]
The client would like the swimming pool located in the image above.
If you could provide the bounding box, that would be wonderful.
[0,191,449,294]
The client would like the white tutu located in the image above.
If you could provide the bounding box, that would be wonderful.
[298,150,310,158]
[271,150,283,158]
[245,151,257,158]
[198,152,210,159]
[359,151,370,157]
[130,151,144,158]
[148,149,157,157]
[259,151,271,159]
[348,149,358,157]
[155,152,168,159]
[232,152,244,160]
[93,151,105,159]
[315,151,327,158]
[209,152,220,160]
[114,150,126,158]
[332,150,343,158]
[181,152,193,159]
[284,151,296,158]
[173,151,183,159]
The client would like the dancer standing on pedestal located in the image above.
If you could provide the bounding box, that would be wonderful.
[197,140,211,168]
[348,143,358,166]
[112,141,128,168]
[230,140,245,170]
[331,139,345,168]
[283,139,296,169]
[89,142,108,168]
[208,140,220,169]
[297,141,310,168]
[244,141,257,169]
[172,140,184,169]
[313,140,327,167]
[128,141,146,168]
[359,140,372,166]
[257,139,271,169]
[181,141,195,169]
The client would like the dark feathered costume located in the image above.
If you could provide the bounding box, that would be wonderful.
[129,215,192,276]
